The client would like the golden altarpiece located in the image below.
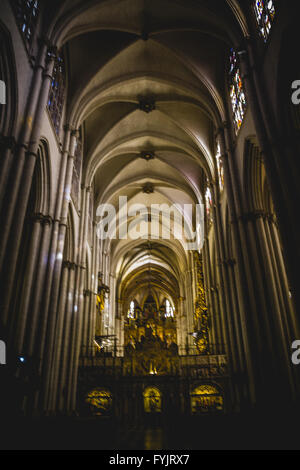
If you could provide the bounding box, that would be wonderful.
[78,255,227,421]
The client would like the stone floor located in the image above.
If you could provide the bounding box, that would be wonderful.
[1,413,300,450]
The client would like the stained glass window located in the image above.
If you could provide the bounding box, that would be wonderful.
[11,0,39,48]
[229,48,247,135]
[128,300,135,318]
[48,52,65,137]
[165,299,174,318]
[253,1,276,41]
[216,143,224,192]
[205,184,213,225]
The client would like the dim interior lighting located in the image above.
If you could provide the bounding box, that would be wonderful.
[19,356,26,363]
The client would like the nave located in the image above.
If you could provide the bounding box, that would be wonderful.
[0,0,300,450]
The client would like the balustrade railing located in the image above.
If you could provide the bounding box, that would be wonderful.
[79,344,228,378]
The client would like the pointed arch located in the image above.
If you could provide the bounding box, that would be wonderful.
[34,139,52,216]
[63,205,76,262]
[243,137,273,215]
[0,20,17,137]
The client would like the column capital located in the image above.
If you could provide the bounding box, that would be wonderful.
[63,124,73,132]
[62,260,76,270]
[238,210,270,223]
[222,258,236,267]
[81,184,91,192]
[45,44,58,62]
[0,135,16,151]
[25,149,39,159]
[210,285,219,293]
[83,289,93,297]
[32,213,53,225]
[71,128,80,137]
[42,215,53,226]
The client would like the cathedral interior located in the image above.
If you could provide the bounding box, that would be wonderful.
[0,0,300,450]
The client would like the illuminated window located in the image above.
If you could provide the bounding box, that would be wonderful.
[205,184,213,225]
[128,300,135,318]
[48,52,65,136]
[190,385,223,414]
[229,48,247,135]
[216,143,224,192]
[253,1,276,41]
[143,387,162,413]
[165,299,174,318]
[11,0,39,48]
[85,389,112,416]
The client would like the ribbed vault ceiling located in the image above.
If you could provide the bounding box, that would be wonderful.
[45,0,247,306]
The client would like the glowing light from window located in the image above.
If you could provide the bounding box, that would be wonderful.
[216,143,224,192]
[11,0,40,47]
[48,53,65,136]
[165,299,174,318]
[253,0,276,41]
[229,49,247,134]
[128,300,135,318]
[205,185,213,225]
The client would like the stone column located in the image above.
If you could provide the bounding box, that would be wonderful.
[81,290,92,356]
[0,136,16,213]
[33,125,71,356]
[218,125,259,406]
[38,130,77,411]
[25,216,53,357]
[176,295,184,355]
[89,222,99,357]
[115,296,123,356]
[13,213,43,352]
[250,211,298,399]
[57,262,76,412]
[202,239,217,354]
[240,45,300,317]
[47,260,71,412]
[0,39,49,270]
[0,43,55,327]
[67,186,91,411]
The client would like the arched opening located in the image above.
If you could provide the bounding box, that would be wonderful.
[2,0,300,450]
[85,388,113,416]
[190,384,224,414]
[143,386,162,414]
